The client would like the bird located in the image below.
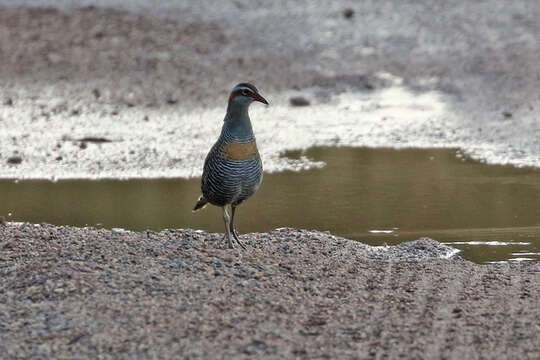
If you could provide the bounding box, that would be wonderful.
[193,83,268,249]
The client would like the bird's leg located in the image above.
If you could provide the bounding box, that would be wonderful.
[230,204,246,250]
[230,205,240,239]
[222,206,234,249]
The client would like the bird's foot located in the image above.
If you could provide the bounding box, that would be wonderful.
[221,228,246,250]
[231,228,247,250]
[221,233,234,249]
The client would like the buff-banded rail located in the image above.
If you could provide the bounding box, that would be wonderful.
[193,83,268,249]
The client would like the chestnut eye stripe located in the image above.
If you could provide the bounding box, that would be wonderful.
[234,82,259,93]
[232,87,255,98]
[228,83,260,101]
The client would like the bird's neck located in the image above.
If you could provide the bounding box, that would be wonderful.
[222,104,255,141]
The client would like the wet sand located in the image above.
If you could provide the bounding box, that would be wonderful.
[0,222,538,359]
[1,3,540,179]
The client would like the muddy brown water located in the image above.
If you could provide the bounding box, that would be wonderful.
[1,147,539,263]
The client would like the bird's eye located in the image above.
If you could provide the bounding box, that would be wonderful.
[242,90,249,96]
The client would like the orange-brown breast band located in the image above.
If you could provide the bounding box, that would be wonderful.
[222,141,258,160]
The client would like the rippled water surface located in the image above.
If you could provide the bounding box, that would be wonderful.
[1,147,539,263]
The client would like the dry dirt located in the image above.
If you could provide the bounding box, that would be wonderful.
[0,222,538,359]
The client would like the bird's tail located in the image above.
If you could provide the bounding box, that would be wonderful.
[192,195,209,212]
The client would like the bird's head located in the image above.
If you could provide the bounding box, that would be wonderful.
[227,83,268,112]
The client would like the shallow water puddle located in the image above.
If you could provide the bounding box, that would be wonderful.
[1,147,539,263]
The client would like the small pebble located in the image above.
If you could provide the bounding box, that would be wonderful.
[289,96,311,107]
[7,156,23,165]
[166,97,178,105]
[343,8,355,19]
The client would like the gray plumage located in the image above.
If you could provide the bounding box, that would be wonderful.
[193,83,268,249]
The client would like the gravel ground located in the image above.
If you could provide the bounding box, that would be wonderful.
[0,222,538,359]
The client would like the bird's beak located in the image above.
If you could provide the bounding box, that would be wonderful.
[253,92,269,105]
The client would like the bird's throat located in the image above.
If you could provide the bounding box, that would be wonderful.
[223,109,254,140]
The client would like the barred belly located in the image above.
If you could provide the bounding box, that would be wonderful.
[201,140,263,207]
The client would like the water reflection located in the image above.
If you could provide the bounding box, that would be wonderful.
[0,147,539,263]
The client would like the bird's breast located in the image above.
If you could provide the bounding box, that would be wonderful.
[220,140,259,161]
